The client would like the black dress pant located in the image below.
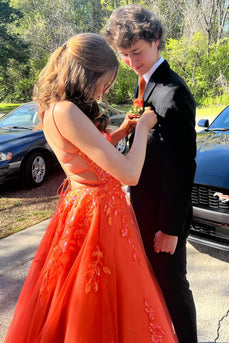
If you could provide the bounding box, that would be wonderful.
[146,238,198,343]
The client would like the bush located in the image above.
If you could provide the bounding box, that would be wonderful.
[164,34,229,106]
[108,60,138,104]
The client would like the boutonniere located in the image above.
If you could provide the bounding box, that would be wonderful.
[129,99,153,116]
[128,98,144,115]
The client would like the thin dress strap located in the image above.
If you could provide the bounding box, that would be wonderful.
[48,103,102,187]
[51,104,81,157]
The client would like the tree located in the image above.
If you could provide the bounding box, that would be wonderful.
[10,0,76,55]
[193,0,229,43]
[143,0,229,43]
[10,0,104,56]
[165,34,229,104]
[0,0,30,101]
[217,0,229,39]
[0,0,28,68]
[1,0,229,103]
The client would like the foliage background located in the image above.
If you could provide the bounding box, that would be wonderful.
[0,0,229,106]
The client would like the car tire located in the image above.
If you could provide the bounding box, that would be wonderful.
[22,151,47,187]
[115,138,127,154]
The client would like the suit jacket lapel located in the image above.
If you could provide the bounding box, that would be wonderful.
[134,61,170,106]
[143,60,170,104]
[143,79,156,104]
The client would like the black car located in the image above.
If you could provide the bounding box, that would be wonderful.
[189,105,229,250]
[0,102,127,188]
[0,102,59,188]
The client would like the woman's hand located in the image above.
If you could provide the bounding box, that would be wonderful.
[138,107,157,131]
[119,113,138,136]
[110,113,138,146]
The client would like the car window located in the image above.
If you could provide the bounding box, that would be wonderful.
[209,106,229,129]
[0,103,40,129]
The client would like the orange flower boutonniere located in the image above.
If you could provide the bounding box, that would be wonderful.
[129,98,145,115]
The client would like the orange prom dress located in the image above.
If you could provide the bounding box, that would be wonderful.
[4,108,178,343]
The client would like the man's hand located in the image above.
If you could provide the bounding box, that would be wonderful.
[154,231,178,255]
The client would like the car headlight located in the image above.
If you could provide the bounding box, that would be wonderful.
[0,152,13,161]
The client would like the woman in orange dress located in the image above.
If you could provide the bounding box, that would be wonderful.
[4,33,178,343]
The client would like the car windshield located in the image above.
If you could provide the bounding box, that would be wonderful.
[209,106,229,130]
[0,103,40,129]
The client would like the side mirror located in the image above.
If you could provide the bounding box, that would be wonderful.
[198,119,209,128]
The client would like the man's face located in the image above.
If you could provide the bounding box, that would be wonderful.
[118,39,160,76]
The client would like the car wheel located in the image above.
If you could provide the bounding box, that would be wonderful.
[22,152,47,187]
[115,138,127,154]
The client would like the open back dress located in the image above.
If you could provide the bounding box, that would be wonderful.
[4,105,178,343]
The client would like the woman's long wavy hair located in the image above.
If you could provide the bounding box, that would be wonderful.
[33,33,119,131]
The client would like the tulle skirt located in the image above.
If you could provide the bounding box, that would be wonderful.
[4,180,178,342]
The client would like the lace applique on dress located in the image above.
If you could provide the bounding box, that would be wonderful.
[144,299,165,342]
[39,187,96,302]
[120,213,143,265]
[85,245,111,294]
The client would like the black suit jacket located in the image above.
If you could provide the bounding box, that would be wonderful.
[130,60,196,241]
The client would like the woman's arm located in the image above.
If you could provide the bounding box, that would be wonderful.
[52,101,157,185]
[110,113,138,146]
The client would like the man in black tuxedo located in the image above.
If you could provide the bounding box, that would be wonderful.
[104,5,197,343]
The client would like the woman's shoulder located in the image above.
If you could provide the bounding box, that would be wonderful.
[52,100,87,125]
[54,100,78,115]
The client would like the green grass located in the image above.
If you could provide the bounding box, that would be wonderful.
[111,103,129,112]
[114,103,226,118]
[13,201,21,207]
[1,102,226,116]
[113,103,226,132]
[0,102,226,121]
[196,104,225,118]
[0,103,22,114]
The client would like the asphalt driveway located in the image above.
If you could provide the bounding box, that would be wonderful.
[0,219,229,343]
